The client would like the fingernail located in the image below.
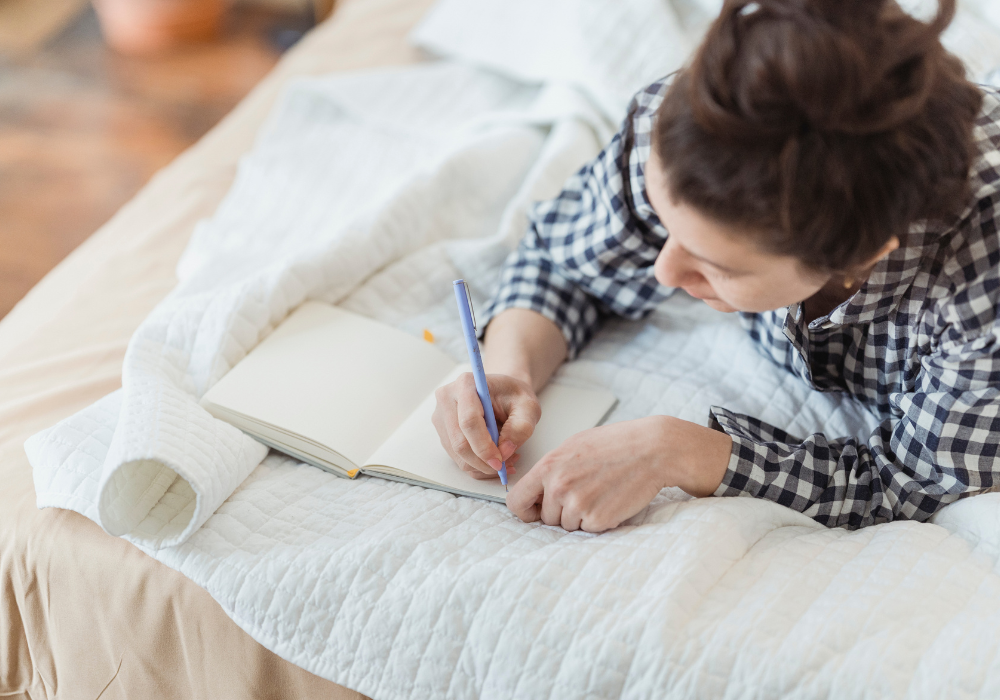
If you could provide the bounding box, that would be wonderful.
[500,440,516,459]
[488,459,502,471]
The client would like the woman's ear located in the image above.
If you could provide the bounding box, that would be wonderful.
[863,236,900,268]
[840,237,900,289]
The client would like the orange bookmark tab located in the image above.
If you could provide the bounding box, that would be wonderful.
[423,329,435,343]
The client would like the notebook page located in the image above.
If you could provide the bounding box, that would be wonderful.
[201,301,457,467]
[365,365,618,500]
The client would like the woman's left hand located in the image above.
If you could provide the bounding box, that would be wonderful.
[505,415,733,532]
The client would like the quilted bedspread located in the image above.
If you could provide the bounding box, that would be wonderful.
[23,53,1000,699]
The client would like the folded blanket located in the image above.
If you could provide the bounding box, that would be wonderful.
[25,62,1000,699]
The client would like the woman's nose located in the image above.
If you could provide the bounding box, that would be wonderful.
[654,239,697,289]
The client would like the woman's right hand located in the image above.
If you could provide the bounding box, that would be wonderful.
[432,372,542,480]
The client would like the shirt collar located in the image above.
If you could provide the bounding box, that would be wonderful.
[809,223,938,329]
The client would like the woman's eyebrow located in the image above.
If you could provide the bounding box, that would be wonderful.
[682,245,743,274]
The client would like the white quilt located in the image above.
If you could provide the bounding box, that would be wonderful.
[23,14,1000,700]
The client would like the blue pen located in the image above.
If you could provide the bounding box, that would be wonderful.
[453,279,507,490]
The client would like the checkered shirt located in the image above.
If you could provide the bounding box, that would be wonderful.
[484,78,1000,529]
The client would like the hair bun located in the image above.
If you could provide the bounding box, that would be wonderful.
[688,0,958,141]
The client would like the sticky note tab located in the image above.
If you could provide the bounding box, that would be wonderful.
[347,469,360,478]
[423,329,435,343]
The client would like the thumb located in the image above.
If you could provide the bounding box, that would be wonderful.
[497,395,540,459]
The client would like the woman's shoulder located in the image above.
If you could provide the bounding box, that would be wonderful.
[628,75,673,119]
[976,85,1000,127]
[969,86,1000,201]
[932,85,1000,252]
[915,88,1000,338]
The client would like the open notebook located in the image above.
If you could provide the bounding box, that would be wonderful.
[200,301,618,502]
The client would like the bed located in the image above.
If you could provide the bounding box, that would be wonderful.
[6,1,1000,699]
[0,0,433,696]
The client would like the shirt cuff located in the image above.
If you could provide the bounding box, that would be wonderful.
[708,406,803,499]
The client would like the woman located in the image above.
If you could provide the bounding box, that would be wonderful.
[432,0,1000,533]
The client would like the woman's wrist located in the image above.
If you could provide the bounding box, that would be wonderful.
[482,308,568,392]
[482,357,535,389]
[655,415,733,497]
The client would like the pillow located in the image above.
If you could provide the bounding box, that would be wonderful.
[412,0,1000,124]
[669,0,1000,86]
[948,1,1000,86]
[409,0,696,121]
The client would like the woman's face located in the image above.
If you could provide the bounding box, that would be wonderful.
[646,150,830,313]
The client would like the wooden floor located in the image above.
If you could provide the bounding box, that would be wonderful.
[0,5,307,320]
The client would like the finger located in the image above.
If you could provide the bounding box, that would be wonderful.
[459,462,500,480]
[445,413,495,476]
[539,488,562,527]
[506,459,546,522]
[434,406,464,467]
[456,397,503,469]
[581,516,617,534]
[490,393,510,426]
[561,508,582,532]
[436,383,501,477]
[502,455,520,477]
[455,374,503,467]
[497,398,541,459]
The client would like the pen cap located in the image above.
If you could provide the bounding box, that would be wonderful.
[454,279,476,331]
[453,280,479,347]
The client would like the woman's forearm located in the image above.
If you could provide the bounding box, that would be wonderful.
[482,309,568,392]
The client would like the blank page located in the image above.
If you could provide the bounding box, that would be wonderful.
[201,301,457,467]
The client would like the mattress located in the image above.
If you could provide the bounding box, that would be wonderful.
[0,0,434,697]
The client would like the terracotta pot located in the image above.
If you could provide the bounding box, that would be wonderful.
[92,0,227,55]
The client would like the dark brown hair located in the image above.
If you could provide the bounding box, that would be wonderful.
[654,0,984,271]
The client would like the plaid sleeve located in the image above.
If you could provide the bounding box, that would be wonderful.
[482,81,673,359]
[710,328,1000,529]
[485,225,606,357]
